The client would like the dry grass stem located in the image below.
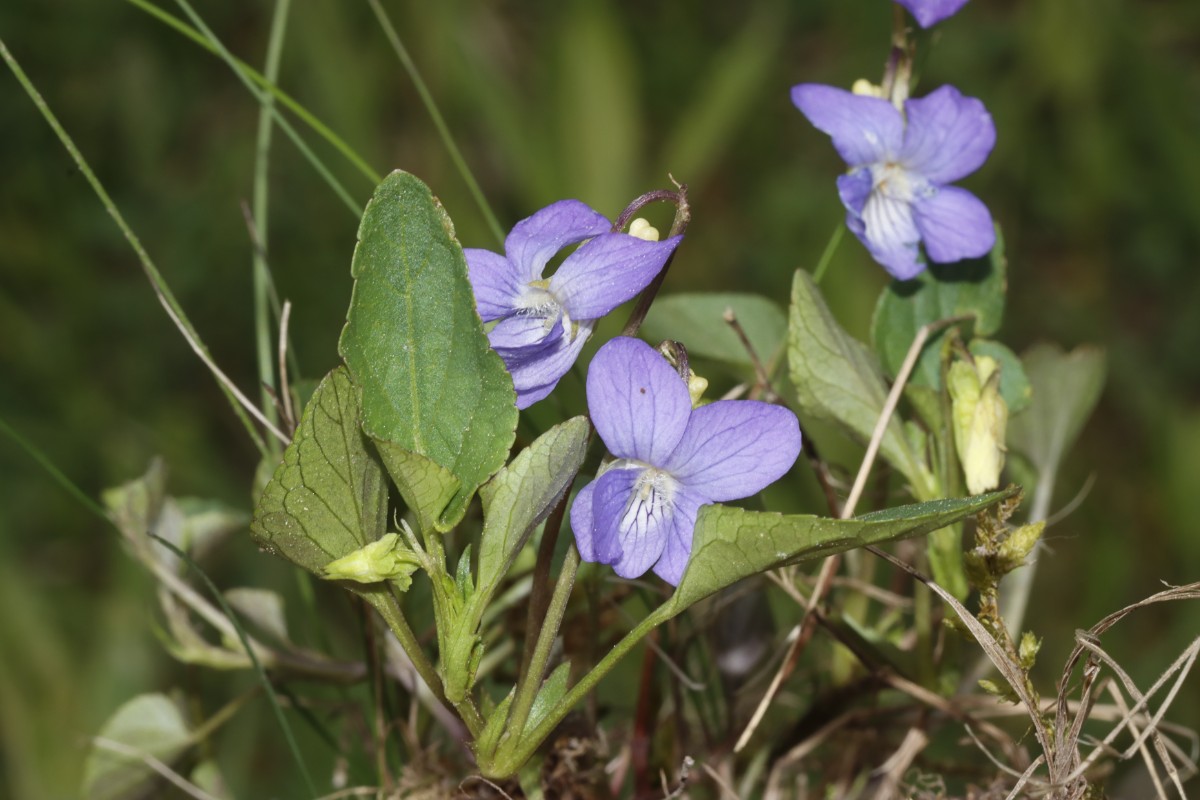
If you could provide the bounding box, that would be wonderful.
[89,737,221,800]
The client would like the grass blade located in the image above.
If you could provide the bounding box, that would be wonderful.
[150,535,320,799]
[0,38,277,455]
[365,0,505,245]
[125,0,381,187]
[169,0,363,217]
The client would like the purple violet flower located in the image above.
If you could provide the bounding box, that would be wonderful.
[792,83,996,280]
[465,201,681,409]
[895,0,971,28]
[570,337,802,585]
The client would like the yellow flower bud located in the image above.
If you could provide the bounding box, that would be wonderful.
[628,217,660,242]
[851,78,885,98]
[687,373,709,407]
[322,532,420,589]
[949,355,1009,495]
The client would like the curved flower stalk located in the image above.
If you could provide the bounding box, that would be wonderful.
[895,0,971,28]
[465,201,682,409]
[792,83,996,280]
[570,337,802,585]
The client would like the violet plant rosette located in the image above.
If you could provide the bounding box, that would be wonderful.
[792,83,996,280]
[570,337,802,585]
[465,200,682,409]
[894,0,971,28]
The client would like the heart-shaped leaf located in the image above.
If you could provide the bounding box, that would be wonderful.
[251,366,388,575]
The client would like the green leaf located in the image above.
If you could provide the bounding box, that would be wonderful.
[251,366,388,575]
[372,442,460,535]
[871,229,1007,388]
[477,416,590,598]
[523,662,571,737]
[969,339,1033,415]
[224,588,290,645]
[641,293,787,370]
[339,170,517,531]
[102,459,169,562]
[787,269,931,492]
[81,693,192,800]
[668,489,1016,612]
[1008,344,1106,483]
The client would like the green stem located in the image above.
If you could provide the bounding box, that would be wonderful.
[517,492,572,681]
[811,223,845,285]
[171,0,363,217]
[505,546,580,741]
[0,38,270,456]
[365,0,505,245]
[125,0,381,186]
[366,587,483,737]
[489,601,679,777]
[251,0,292,443]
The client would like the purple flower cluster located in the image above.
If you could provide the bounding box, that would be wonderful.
[570,338,802,585]
[792,84,996,280]
[465,201,680,409]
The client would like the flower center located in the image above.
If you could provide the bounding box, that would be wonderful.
[514,281,572,337]
[869,161,919,202]
[621,466,678,533]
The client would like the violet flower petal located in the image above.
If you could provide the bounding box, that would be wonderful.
[650,490,704,586]
[662,401,802,503]
[791,84,903,166]
[587,468,640,564]
[587,337,692,463]
[464,248,523,322]
[895,0,972,28]
[506,319,595,410]
[912,186,996,264]
[550,234,682,321]
[488,314,561,355]
[504,199,611,282]
[901,86,996,184]
[860,189,924,280]
[569,479,600,562]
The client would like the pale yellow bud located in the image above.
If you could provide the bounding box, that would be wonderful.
[851,79,885,98]
[687,373,709,407]
[949,355,1009,495]
[322,532,420,589]
[628,217,660,242]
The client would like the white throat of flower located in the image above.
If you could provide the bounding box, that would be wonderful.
[515,279,576,339]
[869,161,920,203]
[605,459,681,532]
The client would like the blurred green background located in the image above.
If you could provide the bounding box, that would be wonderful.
[2,0,1199,796]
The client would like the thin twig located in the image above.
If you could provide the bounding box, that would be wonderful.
[278,300,296,433]
[724,308,777,401]
[89,737,220,800]
[737,315,969,752]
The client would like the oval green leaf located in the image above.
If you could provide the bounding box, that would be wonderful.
[339,170,517,530]
[641,292,786,369]
[788,269,932,493]
[871,227,1007,388]
[668,489,1016,612]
